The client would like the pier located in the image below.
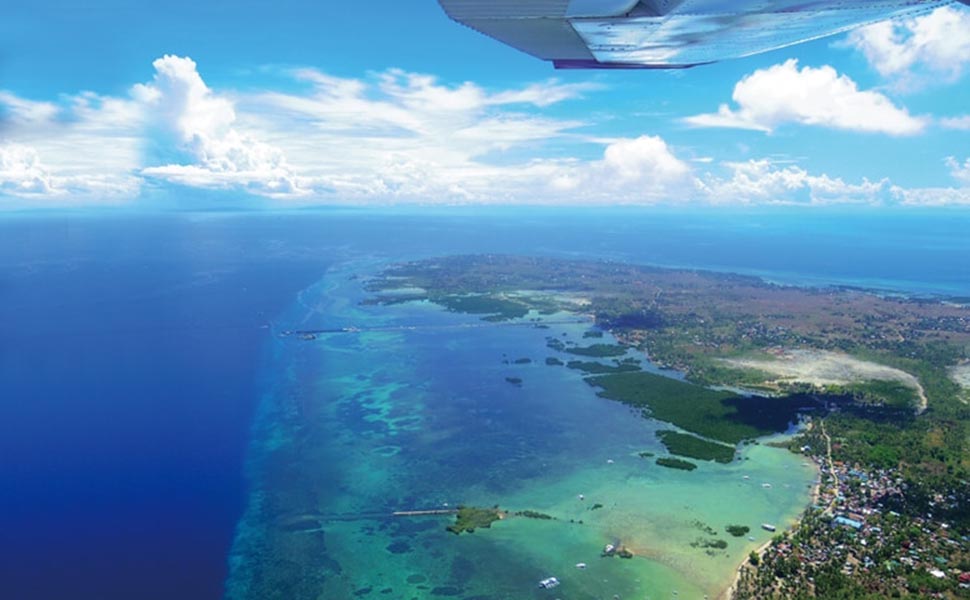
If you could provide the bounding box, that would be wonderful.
[279,317,592,339]
[392,509,459,517]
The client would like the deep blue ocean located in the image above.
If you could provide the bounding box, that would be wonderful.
[1,208,967,600]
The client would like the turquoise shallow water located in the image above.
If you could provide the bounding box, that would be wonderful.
[226,261,816,600]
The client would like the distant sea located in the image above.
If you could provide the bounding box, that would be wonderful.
[1,208,968,600]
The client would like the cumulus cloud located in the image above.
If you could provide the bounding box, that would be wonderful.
[546,135,696,203]
[891,186,970,206]
[885,156,970,206]
[0,144,56,195]
[0,142,140,201]
[0,88,144,201]
[2,54,967,208]
[846,5,970,88]
[703,159,888,205]
[135,55,303,197]
[683,59,926,135]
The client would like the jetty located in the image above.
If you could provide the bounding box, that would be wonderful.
[392,509,459,517]
[279,317,591,339]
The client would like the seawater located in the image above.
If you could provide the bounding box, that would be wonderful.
[3,209,967,600]
[226,261,816,599]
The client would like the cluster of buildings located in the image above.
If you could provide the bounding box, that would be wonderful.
[735,450,970,599]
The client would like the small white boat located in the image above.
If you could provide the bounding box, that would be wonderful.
[762,523,777,532]
[575,562,587,569]
[761,483,772,489]
[538,576,560,589]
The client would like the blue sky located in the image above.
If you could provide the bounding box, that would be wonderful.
[1,0,969,208]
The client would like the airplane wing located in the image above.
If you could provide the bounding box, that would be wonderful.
[437,0,966,69]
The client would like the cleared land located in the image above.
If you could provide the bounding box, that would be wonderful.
[950,364,970,402]
[721,349,927,413]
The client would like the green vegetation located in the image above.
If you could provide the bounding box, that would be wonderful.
[447,506,503,534]
[589,371,807,445]
[565,343,628,358]
[515,510,553,520]
[512,357,532,365]
[726,524,750,537]
[637,451,655,458]
[546,337,566,352]
[370,254,970,593]
[657,430,736,463]
[565,360,641,375]
[583,330,604,338]
[692,538,728,550]
[827,379,918,408]
[435,294,529,321]
[545,357,564,366]
[504,377,522,386]
[656,457,698,471]
[590,503,603,511]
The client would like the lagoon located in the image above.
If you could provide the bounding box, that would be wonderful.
[226,261,817,599]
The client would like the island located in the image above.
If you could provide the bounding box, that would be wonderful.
[367,254,970,598]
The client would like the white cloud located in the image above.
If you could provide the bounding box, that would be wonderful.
[683,59,926,136]
[0,88,144,201]
[136,55,303,197]
[891,186,970,206]
[240,67,598,202]
[846,5,970,88]
[703,159,889,205]
[0,142,140,201]
[0,92,59,125]
[946,156,970,186]
[544,135,697,203]
[884,156,970,206]
[941,115,970,130]
[2,54,967,208]
[0,144,56,195]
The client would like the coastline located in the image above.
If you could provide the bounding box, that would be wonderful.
[719,444,822,600]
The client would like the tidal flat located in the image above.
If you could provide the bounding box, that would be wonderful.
[226,262,816,600]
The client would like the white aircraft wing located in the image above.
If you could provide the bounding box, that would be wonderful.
[438,0,967,69]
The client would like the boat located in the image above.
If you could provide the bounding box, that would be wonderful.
[603,543,616,556]
[762,523,777,532]
[762,483,772,489]
[538,576,560,589]
[575,562,587,569]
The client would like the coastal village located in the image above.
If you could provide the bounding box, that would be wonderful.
[733,417,970,599]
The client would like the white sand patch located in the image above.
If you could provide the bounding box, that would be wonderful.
[949,364,970,402]
[721,349,927,413]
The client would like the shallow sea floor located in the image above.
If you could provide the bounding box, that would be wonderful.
[226,263,816,600]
